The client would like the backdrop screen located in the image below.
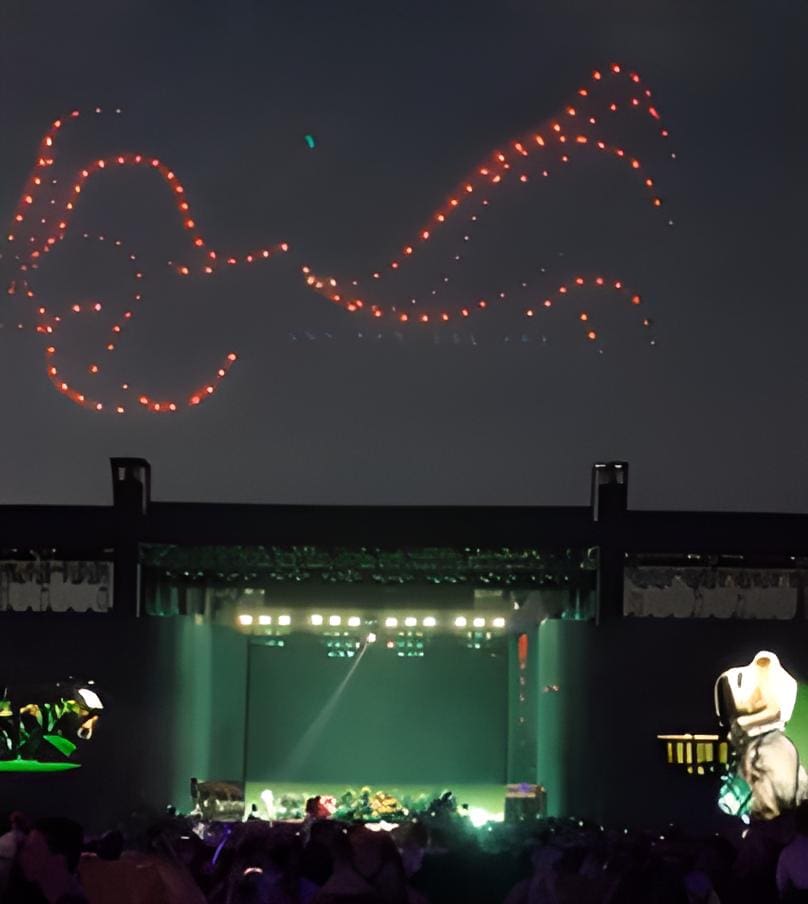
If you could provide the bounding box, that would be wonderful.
[245,634,507,789]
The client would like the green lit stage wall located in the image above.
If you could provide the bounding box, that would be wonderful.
[156,619,248,812]
[245,634,508,804]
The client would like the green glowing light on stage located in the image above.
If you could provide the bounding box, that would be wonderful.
[304,134,317,149]
[0,759,81,772]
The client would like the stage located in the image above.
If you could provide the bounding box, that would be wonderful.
[245,781,507,820]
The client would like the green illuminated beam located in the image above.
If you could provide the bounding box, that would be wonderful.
[0,759,81,772]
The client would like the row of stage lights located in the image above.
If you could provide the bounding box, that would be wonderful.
[236,613,507,630]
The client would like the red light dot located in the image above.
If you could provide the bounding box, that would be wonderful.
[580,313,589,321]
[191,396,201,405]
[587,330,597,340]
[526,309,534,317]
[631,295,642,305]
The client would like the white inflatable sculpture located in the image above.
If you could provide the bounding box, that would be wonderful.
[715,651,807,820]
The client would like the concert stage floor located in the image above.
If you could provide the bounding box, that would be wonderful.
[245,781,506,817]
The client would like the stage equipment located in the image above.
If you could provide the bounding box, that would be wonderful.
[190,777,245,821]
[504,783,546,823]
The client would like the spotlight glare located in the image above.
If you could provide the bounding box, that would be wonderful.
[404,616,417,627]
[348,616,361,627]
[473,617,486,628]
[310,614,324,625]
[385,617,398,628]
[238,614,254,626]
[454,616,468,628]
[278,614,291,626]
[366,632,377,643]
[422,616,437,627]
[258,615,272,626]
[492,617,506,628]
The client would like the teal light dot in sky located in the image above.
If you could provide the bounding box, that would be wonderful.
[304,134,316,149]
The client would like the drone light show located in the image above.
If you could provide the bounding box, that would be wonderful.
[2,63,672,416]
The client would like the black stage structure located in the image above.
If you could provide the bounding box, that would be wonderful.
[4,459,808,831]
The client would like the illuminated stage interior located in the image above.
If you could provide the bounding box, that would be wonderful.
[242,631,510,819]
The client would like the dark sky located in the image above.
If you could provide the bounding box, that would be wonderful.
[0,0,804,510]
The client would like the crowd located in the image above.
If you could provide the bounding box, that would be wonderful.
[2,799,808,904]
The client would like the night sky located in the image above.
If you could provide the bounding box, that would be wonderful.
[0,0,803,510]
